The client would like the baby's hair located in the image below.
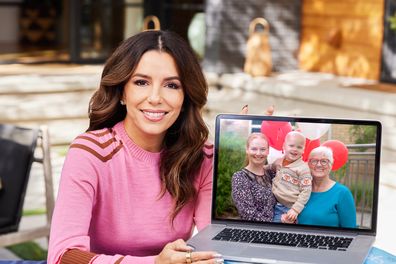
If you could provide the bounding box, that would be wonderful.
[285,131,306,146]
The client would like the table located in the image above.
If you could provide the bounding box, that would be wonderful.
[0,247,394,264]
[223,247,396,264]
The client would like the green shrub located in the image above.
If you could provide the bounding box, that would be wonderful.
[215,133,246,217]
[349,125,376,151]
[349,182,373,210]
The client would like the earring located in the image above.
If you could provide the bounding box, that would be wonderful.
[120,100,126,105]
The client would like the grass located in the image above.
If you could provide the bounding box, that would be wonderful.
[6,241,47,260]
[22,208,46,216]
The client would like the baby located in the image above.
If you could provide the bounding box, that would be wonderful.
[272,131,312,223]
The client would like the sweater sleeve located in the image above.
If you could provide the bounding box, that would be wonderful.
[48,145,98,264]
[59,249,155,264]
[291,165,312,213]
[48,146,157,264]
[193,149,213,231]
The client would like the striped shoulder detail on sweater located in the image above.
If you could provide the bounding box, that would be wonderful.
[70,128,123,162]
[203,143,214,159]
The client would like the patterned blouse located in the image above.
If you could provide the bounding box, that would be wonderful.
[231,168,276,222]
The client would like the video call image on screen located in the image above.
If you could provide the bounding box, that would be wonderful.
[214,117,379,230]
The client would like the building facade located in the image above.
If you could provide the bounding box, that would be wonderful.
[0,0,394,83]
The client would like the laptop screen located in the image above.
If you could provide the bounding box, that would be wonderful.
[212,114,381,233]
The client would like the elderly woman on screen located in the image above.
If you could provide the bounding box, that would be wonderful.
[298,146,357,228]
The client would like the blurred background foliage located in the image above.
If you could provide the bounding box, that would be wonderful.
[215,132,246,217]
[350,125,377,147]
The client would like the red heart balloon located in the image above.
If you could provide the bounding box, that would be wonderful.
[322,140,349,171]
[302,138,321,162]
[260,121,292,151]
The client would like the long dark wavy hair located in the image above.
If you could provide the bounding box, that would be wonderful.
[87,30,209,222]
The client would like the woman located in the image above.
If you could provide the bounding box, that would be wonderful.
[48,31,223,264]
[298,146,357,228]
[231,133,277,222]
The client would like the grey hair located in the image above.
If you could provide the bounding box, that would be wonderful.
[309,146,334,164]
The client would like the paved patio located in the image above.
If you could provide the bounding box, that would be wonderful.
[0,64,395,258]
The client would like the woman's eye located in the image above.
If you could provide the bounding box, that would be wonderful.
[134,79,148,86]
[165,82,180,89]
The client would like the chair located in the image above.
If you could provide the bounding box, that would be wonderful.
[0,124,55,247]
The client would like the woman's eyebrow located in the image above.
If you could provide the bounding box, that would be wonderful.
[131,74,180,81]
[131,73,150,79]
[164,76,180,81]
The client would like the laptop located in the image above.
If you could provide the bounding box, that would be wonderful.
[188,114,381,264]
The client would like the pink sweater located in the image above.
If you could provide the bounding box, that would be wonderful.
[48,121,213,264]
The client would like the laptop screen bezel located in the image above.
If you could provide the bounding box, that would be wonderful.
[211,114,381,236]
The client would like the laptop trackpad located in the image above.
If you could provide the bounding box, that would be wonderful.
[241,246,301,262]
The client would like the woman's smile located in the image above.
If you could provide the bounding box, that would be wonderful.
[141,109,168,121]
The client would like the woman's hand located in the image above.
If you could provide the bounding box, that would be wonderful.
[155,239,223,264]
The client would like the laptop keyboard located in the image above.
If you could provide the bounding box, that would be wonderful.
[212,228,353,251]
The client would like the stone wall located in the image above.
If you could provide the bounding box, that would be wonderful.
[203,0,301,74]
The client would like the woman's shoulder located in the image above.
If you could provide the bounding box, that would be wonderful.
[232,169,248,179]
[232,169,255,186]
[332,182,353,196]
[333,182,349,191]
[69,127,123,163]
